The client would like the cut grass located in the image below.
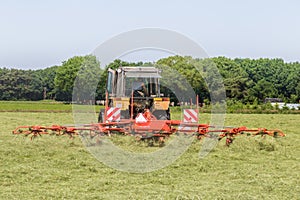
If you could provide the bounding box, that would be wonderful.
[0,101,73,112]
[0,101,103,113]
[0,111,299,199]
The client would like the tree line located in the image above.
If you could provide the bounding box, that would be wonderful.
[0,55,299,103]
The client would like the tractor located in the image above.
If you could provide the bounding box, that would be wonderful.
[98,66,170,122]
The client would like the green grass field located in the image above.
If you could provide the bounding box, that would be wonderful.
[0,100,72,112]
[0,102,299,199]
[0,101,104,112]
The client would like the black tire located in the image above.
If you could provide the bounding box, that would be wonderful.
[152,109,170,120]
[121,110,130,119]
[98,109,104,123]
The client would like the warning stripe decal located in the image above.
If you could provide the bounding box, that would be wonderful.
[183,109,198,123]
[106,107,121,121]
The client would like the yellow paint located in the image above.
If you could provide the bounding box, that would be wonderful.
[154,101,170,110]
[154,98,162,101]
[112,98,130,110]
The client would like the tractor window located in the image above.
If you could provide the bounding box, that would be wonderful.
[107,71,113,94]
[124,76,160,97]
[125,77,133,96]
[132,81,144,90]
[149,77,158,96]
[124,77,148,97]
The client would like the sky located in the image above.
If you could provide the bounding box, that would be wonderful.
[1,0,300,69]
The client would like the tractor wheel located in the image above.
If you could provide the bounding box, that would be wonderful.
[152,110,170,120]
[121,110,130,119]
[98,109,104,123]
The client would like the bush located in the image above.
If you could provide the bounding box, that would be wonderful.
[282,104,289,111]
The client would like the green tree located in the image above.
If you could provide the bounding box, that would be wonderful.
[54,55,101,102]
[213,57,252,102]
[36,66,59,99]
[0,68,43,100]
[249,79,277,102]
[73,55,102,102]
[156,56,208,103]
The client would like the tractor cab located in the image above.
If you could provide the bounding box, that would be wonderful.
[107,67,161,98]
[99,66,170,122]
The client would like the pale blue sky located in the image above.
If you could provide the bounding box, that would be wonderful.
[1,0,299,69]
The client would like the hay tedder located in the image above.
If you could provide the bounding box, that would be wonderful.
[12,66,285,146]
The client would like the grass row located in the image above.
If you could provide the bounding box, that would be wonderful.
[0,101,103,112]
[1,101,300,115]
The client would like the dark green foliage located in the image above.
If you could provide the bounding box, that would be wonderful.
[54,56,90,101]
[36,66,59,99]
[0,68,43,100]
[156,56,209,103]
[156,56,300,104]
[232,58,300,103]
[71,55,102,102]
[1,55,300,104]
[212,57,252,102]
